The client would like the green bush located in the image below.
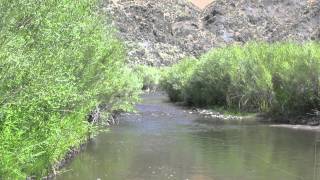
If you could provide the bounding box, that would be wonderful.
[162,42,320,115]
[268,42,320,115]
[132,65,167,91]
[161,57,198,102]
[0,0,141,178]
[186,43,273,111]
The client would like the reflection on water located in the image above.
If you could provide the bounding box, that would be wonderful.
[56,93,320,180]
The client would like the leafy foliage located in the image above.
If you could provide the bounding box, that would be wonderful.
[268,42,320,115]
[132,65,167,91]
[0,0,141,178]
[161,57,198,102]
[162,42,320,115]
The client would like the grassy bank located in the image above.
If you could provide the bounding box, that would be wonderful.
[161,42,320,118]
[0,0,141,178]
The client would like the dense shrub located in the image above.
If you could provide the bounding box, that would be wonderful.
[268,42,320,115]
[161,57,198,102]
[133,65,167,91]
[0,0,141,178]
[162,42,320,115]
[185,43,273,111]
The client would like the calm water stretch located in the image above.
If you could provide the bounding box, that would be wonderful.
[57,93,320,180]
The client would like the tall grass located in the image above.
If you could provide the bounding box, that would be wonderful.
[160,57,198,102]
[0,0,141,178]
[162,42,320,116]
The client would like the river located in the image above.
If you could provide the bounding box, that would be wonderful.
[56,92,320,180]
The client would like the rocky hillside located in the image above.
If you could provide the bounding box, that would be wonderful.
[101,0,320,66]
[204,0,320,43]
[101,0,219,66]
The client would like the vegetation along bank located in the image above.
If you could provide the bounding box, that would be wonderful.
[0,0,142,178]
[161,42,320,123]
[1,0,319,179]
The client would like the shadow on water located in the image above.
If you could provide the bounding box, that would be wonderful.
[56,92,320,180]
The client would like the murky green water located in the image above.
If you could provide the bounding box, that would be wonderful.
[56,93,320,180]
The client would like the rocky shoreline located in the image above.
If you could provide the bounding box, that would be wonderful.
[189,108,244,120]
[270,124,320,131]
[190,107,320,130]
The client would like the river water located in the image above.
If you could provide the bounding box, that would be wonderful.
[57,92,320,180]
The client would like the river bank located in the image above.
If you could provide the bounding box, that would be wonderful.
[270,124,320,131]
[0,1,142,178]
[30,142,89,180]
[161,42,320,124]
[182,105,320,131]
